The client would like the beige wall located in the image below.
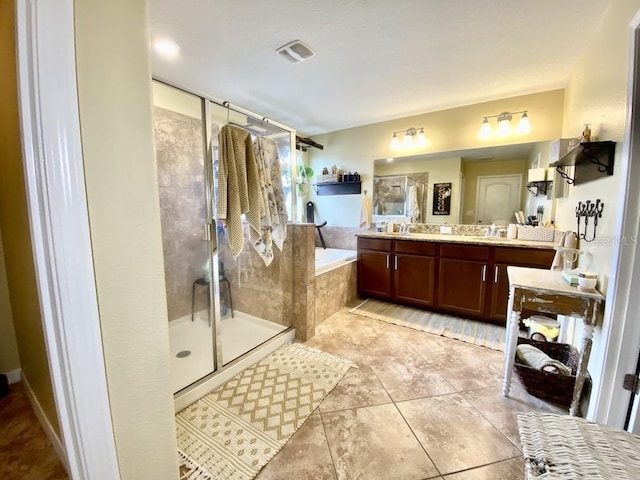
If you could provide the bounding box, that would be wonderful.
[554,0,640,418]
[0,226,20,374]
[375,156,462,224]
[74,0,178,478]
[462,159,528,224]
[0,0,59,434]
[310,89,564,227]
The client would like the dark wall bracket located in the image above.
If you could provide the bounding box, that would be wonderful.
[552,141,615,186]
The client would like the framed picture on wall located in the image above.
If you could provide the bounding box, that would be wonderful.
[433,182,452,215]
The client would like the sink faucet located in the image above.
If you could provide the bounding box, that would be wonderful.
[486,224,498,238]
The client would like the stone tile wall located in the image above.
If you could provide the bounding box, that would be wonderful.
[153,106,208,322]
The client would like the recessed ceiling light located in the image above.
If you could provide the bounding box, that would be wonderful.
[386,158,394,162]
[152,38,180,58]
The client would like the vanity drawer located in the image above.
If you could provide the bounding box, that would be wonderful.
[358,237,392,252]
[440,243,490,261]
[394,240,437,256]
[494,247,555,267]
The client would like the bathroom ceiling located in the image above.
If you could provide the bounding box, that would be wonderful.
[149,0,610,135]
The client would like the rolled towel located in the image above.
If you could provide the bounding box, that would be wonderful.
[516,344,572,375]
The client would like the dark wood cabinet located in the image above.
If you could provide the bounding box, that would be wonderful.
[357,236,555,326]
[438,258,487,316]
[437,244,490,317]
[358,238,436,306]
[357,238,393,299]
[489,263,510,321]
[394,254,436,306]
[489,247,556,322]
[357,250,391,299]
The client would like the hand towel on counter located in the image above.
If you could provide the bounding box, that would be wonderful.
[551,230,578,270]
[516,343,572,375]
[360,193,372,228]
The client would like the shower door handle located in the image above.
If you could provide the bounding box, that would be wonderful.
[203,222,212,241]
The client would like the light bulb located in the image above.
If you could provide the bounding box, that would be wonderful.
[416,128,427,146]
[497,116,511,136]
[478,118,491,140]
[389,133,400,150]
[516,112,531,134]
[403,131,414,147]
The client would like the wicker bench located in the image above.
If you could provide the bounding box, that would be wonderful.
[517,412,640,479]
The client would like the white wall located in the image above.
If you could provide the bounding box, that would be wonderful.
[554,0,640,421]
[309,90,564,227]
[74,1,179,478]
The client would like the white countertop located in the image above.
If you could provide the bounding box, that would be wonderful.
[507,266,605,299]
[356,232,558,250]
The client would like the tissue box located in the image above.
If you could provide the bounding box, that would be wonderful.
[316,174,339,183]
[517,226,555,242]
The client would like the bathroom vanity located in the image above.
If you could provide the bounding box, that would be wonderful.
[356,233,556,325]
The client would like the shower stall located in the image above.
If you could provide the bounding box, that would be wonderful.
[151,80,295,394]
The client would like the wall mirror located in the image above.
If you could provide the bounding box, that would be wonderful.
[373,141,558,226]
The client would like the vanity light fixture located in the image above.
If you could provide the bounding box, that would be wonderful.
[389,127,427,150]
[477,111,531,139]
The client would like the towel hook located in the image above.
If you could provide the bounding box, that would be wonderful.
[364,189,368,195]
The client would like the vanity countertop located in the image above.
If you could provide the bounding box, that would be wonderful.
[356,231,559,250]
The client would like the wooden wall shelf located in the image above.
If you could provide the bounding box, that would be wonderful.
[552,141,615,185]
[313,181,362,196]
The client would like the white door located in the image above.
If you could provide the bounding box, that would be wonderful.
[475,175,522,225]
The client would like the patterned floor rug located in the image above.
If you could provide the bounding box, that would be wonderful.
[176,343,356,480]
[349,299,506,351]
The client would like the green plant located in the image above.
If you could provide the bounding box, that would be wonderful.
[297,163,314,195]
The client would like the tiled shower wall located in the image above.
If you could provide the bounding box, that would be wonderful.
[217,223,293,328]
[153,106,208,322]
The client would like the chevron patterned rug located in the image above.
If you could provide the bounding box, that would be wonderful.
[350,299,506,351]
[176,343,356,480]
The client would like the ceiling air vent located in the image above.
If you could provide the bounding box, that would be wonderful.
[276,40,315,63]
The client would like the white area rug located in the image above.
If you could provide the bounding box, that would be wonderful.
[176,343,356,480]
[350,299,506,351]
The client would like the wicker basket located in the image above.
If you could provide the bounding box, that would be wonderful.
[514,337,589,407]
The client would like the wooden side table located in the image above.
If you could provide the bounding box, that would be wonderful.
[503,266,605,416]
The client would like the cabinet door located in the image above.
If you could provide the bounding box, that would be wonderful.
[437,258,487,316]
[489,263,509,322]
[357,250,391,299]
[393,254,435,307]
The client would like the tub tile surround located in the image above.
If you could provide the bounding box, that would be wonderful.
[314,262,358,323]
[292,224,317,340]
[295,224,361,339]
[253,308,564,480]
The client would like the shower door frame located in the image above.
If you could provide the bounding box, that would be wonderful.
[156,78,298,408]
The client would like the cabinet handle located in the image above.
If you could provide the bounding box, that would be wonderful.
[386,255,390,269]
[482,264,487,282]
[494,265,499,283]
[394,256,398,270]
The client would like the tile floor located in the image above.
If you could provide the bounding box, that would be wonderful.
[256,308,565,480]
[0,382,68,480]
[3,306,566,480]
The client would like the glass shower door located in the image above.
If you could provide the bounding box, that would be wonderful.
[152,81,216,392]
[209,104,294,365]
